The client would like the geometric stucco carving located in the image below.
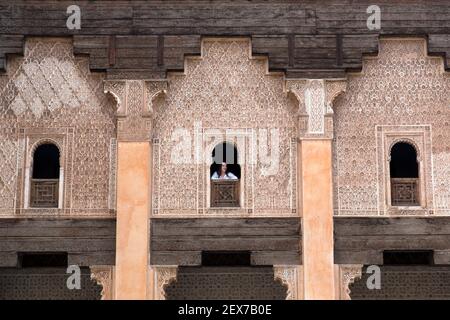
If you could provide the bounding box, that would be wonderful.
[0,38,116,217]
[153,266,178,300]
[273,265,301,300]
[338,264,363,300]
[90,265,114,300]
[104,80,167,142]
[151,38,298,217]
[333,38,450,216]
[286,78,347,139]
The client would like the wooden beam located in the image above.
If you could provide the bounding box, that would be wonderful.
[334,217,450,265]
[150,218,301,266]
[108,35,116,66]
[0,218,116,267]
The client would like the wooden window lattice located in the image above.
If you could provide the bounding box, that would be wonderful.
[391,178,419,206]
[210,180,240,208]
[30,179,59,208]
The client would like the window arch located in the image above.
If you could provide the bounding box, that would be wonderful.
[390,142,418,179]
[389,141,420,206]
[209,142,241,208]
[30,143,60,208]
[210,142,241,179]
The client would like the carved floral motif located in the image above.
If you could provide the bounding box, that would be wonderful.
[152,39,298,217]
[0,38,116,217]
[333,39,450,216]
[339,264,363,300]
[273,265,299,300]
[90,265,114,300]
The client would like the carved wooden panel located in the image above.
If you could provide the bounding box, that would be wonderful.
[350,266,450,300]
[30,179,59,208]
[0,267,101,300]
[210,180,240,208]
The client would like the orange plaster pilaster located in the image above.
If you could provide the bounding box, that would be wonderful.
[115,142,151,300]
[300,139,335,300]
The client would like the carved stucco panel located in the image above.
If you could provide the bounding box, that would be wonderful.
[273,265,302,300]
[0,38,117,217]
[333,38,450,216]
[90,265,114,300]
[104,80,167,142]
[339,264,363,300]
[153,266,178,300]
[152,38,298,217]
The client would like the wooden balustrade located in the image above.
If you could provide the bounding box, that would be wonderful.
[30,179,59,208]
[210,179,240,208]
[391,178,419,206]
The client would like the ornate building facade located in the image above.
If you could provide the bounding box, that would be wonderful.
[0,0,449,300]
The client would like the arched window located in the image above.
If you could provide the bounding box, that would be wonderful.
[210,142,241,207]
[30,143,60,208]
[389,142,419,206]
[210,142,241,179]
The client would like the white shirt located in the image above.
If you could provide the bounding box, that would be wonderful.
[211,172,238,180]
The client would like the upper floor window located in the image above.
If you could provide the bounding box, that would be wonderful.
[210,142,241,207]
[389,142,419,206]
[30,143,60,208]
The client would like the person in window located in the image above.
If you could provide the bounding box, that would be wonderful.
[211,162,238,179]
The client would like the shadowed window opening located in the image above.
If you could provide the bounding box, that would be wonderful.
[389,142,420,206]
[383,250,433,265]
[210,142,240,179]
[30,143,60,208]
[202,251,251,266]
[390,142,418,178]
[32,144,60,179]
[18,252,68,268]
[210,142,241,208]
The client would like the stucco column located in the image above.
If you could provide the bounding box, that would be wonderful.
[105,80,166,300]
[288,78,347,300]
[300,138,335,299]
[115,141,151,299]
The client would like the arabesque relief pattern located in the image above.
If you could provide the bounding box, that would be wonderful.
[333,39,450,216]
[0,38,116,216]
[152,39,298,217]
